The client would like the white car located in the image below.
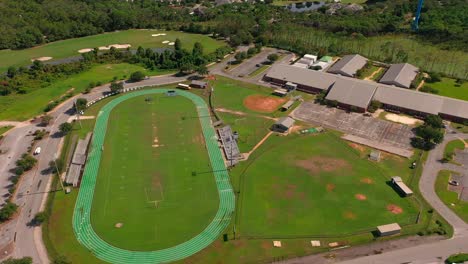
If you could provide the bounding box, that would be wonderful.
[34,147,41,155]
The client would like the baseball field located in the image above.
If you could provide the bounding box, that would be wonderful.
[90,93,219,251]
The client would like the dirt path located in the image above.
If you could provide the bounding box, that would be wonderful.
[364,67,382,81]
[416,79,425,90]
[215,108,277,121]
[241,131,273,160]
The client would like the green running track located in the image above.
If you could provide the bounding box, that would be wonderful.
[72,89,235,264]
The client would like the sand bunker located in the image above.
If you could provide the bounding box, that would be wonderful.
[31,57,53,62]
[355,194,367,200]
[168,42,175,46]
[296,157,351,174]
[152,33,167,37]
[243,94,287,113]
[162,40,170,44]
[78,44,132,53]
[387,204,403,214]
[385,113,422,126]
[115,223,123,228]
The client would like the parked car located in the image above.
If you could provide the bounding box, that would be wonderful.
[449,180,460,186]
[34,147,41,155]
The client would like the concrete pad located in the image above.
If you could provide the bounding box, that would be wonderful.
[311,240,321,247]
[273,241,282,247]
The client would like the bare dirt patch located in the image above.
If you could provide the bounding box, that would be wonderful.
[296,157,352,175]
[343,211,357,220]
[243,94,287,113]
[261,241,273,250]
[387,204,403,214]
[355,194,367,200]
[115,223,123,228]
[348,142,367,153]
[326,183,336,192]
[360,177,374,184]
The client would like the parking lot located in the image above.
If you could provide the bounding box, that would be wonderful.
[292,101,414,153]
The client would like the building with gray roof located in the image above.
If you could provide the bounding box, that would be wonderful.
[327,54,368,77]
[264,64,337,93]
[379,63,419,88]
[373,85,443,117]
[325,78,378,112]
[271,117,295,133]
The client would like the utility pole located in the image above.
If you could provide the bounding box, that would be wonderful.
[74,100,83,129]
[53,154,65,191]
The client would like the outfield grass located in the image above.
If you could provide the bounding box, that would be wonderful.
[0,63,172,121]
[91,94,218,250]
[425,78,468,101]
[0,30,225,72]
[238,133,418,237]
[435,170,468,223]
[0,126,13,135]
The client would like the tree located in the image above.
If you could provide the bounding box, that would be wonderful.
[59,122,73,135]
[179,62,195,74]
[52,255,71,264]
[0,202,18,222]
[129,71,146,82]
[424,115,444,129]
[174,38,182,51]
[49,159,64,173]
[368,100,382,113]
[110,81,124,93]
[6,66,17,78]
[1,257,32,264]
[192,42,203,57]
[75,98,87,112]
[16,154,37,172]
[32,212,48,225]
[267,53,279,62]
[40,115,53,126]
[196,65,208,76]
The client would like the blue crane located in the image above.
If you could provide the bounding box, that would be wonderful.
[412,0,425,30]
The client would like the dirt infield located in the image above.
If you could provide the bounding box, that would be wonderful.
[387,204,403,214]
[296,157,351,175]
[243,94,286,113]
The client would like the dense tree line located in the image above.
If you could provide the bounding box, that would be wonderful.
[0,0,466,52]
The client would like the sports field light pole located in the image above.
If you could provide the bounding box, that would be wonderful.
[53,154,65,191]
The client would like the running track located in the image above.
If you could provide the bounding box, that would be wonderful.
[72,89,235,264]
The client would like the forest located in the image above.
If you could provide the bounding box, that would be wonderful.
[0,0,466,78]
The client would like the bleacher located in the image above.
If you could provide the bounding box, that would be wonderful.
[65,133,92,187]
[217,126,240,166]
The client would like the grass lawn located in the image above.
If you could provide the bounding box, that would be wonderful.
[444,139,466,156]
[357,65,379,80]
[248,65,270,77]
[451,122,468,133]
[0,30,225,72]
[0,126,13,135]
[0,63,173,121]
[424,78,468,101]
[91,94,218,250]
[435,170,468,223]
[237,133,418,237]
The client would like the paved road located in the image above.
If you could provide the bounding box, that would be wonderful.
[280,128,468,264]
[0,74,187,263]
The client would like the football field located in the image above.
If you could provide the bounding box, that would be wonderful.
[90,93,218,250]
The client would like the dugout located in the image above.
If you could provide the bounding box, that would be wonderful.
[377,223,401,237]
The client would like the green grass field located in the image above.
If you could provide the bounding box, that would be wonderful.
[444,139,466,156]
[238,133,418,237]
[0,63,172,121]
[90,94,218,250]
[435,170,468,223]
[425,78,468,101]
[0,126,13,135]
[0,30,225,72]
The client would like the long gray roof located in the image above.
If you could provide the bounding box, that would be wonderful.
[373,86,443,115]
[327,54,367,77]
[379,63,418,88]
[326,78,378,109]
[265,64,337,90]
